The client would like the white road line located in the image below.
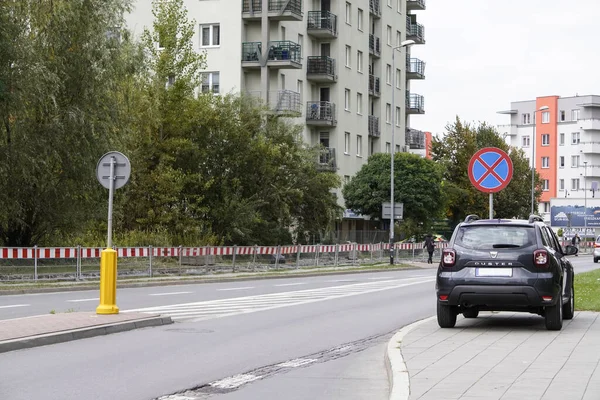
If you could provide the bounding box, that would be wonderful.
[326,279,356,282]
[148,291,193,297]
[0,304,30,309]
[217,287,255,291]
[209,374,262,389]
[66,298,99,303]
[274,282,307,287]
[276,358,318,368]
[367,276,393,280]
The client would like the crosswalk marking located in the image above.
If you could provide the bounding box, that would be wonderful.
[125,277,434,321]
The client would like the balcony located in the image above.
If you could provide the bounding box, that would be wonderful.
[241,41,302,69]
[406,0,426,11]
[579,141,600,154]
[406,16,425,44]
[368,115,380,137]
[306,56,336,82]
[242,0,303,21]
[496,124,518,136]
[307,11,338,38]
[369,34,381,58]
[368,75,380,97]
[579,119,600,130]
[267,90,302,117]
[369,0,381,18]
[318,148,337,172]
[306,101,337,126]
[406,93,425,114]
[406,128,425,149]
[406,55,426,79]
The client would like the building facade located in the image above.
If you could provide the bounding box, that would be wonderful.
[498,95,600,224]
[125,0,427,235]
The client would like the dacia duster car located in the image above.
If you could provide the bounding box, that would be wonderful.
[436,215,577,331]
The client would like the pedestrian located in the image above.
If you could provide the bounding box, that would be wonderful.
[571,233,581,256]
[424,234,436,264]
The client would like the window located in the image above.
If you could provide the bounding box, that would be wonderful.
[357,51,363,72]
[572,132,580,144]
[395,106,401,126]
[542,134,550,146]
[297,33,303,50]
[344,132,350,154]
[396,144,400,153]
[386,103,391,123]
[387,0,392,7]
[357,92,363,114]
[522,135,530,147]
[572,109,580,121]
[560,110,566,121]
[455,225,535,250]
[344,88,350,110]
[541,111,550,123]
[396,31,401,46]
[201,72,220,94]
[357,8,363,30]
[386,142,391,153]
[572,178,580,191]
[560,133,565,145]
[356,135,362,156]
[559,179,565,191]
[387,25,392,45]
[397,0,402,12]
[543,180,549,191]
[572,155,580,168]
[297,79,303,102]
[345,45,351,67]
[559,156,565,168]
[344,175,351,185]
[386,64,391,84]
[345,2,351,24]
[541,157,549,168]
[396,69,401,89]
[522,113,531,124]
[200,24,220,47]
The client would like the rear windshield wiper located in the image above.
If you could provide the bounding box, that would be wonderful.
[492,244,521,248]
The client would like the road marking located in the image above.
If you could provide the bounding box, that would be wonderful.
[276,358,317,368]
[217,287,255,291]
[274,282,307,287]
[66,298,98,303]
[368,276,393,280]
[148,291,193,296]
[0,304,30,309]
[209,374,262,389]
[326,279,356,282]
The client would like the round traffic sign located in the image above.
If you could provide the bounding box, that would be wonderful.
[468,147,513,193]
[96,151,131,190]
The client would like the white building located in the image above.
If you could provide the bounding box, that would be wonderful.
[125,0,427,233]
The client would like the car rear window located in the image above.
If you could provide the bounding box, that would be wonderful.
[455,225,536,250]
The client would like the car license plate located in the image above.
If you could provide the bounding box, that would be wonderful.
[476,268,513,277]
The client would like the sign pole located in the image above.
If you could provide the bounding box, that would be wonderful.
[489,193,493,219]
[107,156,115,249]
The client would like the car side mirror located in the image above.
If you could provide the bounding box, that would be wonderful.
[564,244,578,256]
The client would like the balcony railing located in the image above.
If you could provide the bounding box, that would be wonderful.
[406,128,425,149]
[307,11,338,37]
[369,0,381,17]
[241,41,302,66]
[368,75,380,97]
[368,115,380,137]
[269,90,302,116]
[369,34,381,57]
[406,16,425,44]
[242,0,261,12]
[406,0,426,10]
[268,0,303,18]
[306,101,336,125]
[406,56,426,79]
[306,56,336,80]
[318,148,337,171]
[406,92,425,114]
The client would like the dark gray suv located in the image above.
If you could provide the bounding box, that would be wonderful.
[436,215,577,331]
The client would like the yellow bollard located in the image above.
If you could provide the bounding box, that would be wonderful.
[96,248,119,314]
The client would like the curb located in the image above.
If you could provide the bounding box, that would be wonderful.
[0,315,172,354]
[0,265,434,295]
[386,316,436,400]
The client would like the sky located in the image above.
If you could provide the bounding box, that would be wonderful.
[409,0,600,136]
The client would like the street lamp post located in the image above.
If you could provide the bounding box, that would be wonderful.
[531,106,550,215]
[389,39,415,265]
[584,161,588,245]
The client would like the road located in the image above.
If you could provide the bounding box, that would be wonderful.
[0,257,596,400]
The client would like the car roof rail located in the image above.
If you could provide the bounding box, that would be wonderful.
[464,214,480,223]
[528,214,544,223]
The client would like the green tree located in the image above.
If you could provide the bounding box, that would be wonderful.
[342,152,445,239]
[430,117,542,228]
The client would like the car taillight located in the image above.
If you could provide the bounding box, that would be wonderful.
[442,249,456,267]
[595,243,600,248]
[534,249,548,268]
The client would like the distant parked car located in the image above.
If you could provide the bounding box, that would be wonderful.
[593,236,600,263]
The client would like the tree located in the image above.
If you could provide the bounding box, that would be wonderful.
[342,152,445,239]
[430,117,542,228]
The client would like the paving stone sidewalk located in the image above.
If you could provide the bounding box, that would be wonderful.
[400,311,600,400]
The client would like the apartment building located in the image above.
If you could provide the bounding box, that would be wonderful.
[125,0,427,229]
[498,95,600,225]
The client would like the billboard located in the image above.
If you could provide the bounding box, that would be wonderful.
[550,198,600,227]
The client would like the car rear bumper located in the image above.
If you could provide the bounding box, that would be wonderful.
[444,285,548,307]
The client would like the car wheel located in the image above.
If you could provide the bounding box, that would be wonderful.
[545,291,563,331]
[594,258,598,263]
[462,308,479,318]
[437,302,457,328]
[563,276,575,320]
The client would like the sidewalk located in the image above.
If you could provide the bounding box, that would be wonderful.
[387,311,600,400]
[0,311,172,353]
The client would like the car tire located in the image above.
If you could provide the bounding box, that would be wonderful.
[545,291,563,331]
[563,275,575,320]
[462,308,479,318]
[437,302,457,328]
[594,258,598,263]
